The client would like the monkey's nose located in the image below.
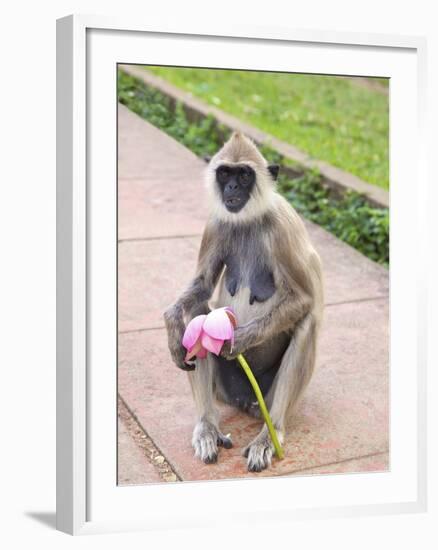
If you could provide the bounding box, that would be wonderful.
[226,181,239,192]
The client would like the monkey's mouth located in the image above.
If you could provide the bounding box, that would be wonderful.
[225,197,243,211]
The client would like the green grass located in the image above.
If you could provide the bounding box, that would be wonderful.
[145,66,389,189]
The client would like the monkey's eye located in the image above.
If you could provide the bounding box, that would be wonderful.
[238,167,255,186]
[216,166,231,184]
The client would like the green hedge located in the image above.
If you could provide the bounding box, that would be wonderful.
[118,70,389,266]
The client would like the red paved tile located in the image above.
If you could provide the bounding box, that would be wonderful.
[307,221,388,305]
[118,237,200,333]
[118,299,388,481]
[295,452,389,477]
[119,178,207,240]
[118,105,208,240]
[117,417,162,485]
[118,104,203,180]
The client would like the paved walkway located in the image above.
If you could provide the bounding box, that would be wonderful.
[117,104,389,483]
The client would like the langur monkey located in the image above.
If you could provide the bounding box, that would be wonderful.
[164,132,323,472]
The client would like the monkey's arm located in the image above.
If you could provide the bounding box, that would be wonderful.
[164,226,224,370]
[164,268,223,370]
[222,284,312,358]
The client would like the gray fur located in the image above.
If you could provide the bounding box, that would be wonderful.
[188,355,233,463]
[164,132,323,471]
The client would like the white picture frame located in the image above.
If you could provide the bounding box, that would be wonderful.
[56,14,428,535]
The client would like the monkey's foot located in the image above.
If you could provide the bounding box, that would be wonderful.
[244,427,284,472]
[192,420,233,464]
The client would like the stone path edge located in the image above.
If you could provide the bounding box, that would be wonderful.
[119,64,389,209]
[118,395,182,483]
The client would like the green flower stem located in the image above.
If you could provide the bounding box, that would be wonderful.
[236,353,284,460]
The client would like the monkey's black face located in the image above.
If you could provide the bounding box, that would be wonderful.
[216,164,256,213]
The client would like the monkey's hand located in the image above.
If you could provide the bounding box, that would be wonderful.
[163,306,196,371]
[220,326,252,359]
[169,341,197,371]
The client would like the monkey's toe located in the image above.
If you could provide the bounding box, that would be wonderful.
[217,432,233,449]
[202,452,218,464]
[245,442,273,472]
[193,435,218,464]
[192,420,231,464]
[244,429,281,472]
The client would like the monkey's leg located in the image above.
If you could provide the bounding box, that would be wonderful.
[244,314,317,472]
[188,355,232,464]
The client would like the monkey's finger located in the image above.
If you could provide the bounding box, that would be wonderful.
[178,361,196,371]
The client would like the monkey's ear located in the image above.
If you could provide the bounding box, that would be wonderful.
[268,164,280,180]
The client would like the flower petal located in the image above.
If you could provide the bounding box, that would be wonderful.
[196,347,208,359]
[184,338,204,361]
[203,308,234,340]
[201,333,224,356]
[224,307,238,328]
[182,315,207,350]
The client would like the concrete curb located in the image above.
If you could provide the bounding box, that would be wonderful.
[119,64,389,209]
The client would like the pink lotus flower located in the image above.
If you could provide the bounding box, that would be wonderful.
[182,307,237,362]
